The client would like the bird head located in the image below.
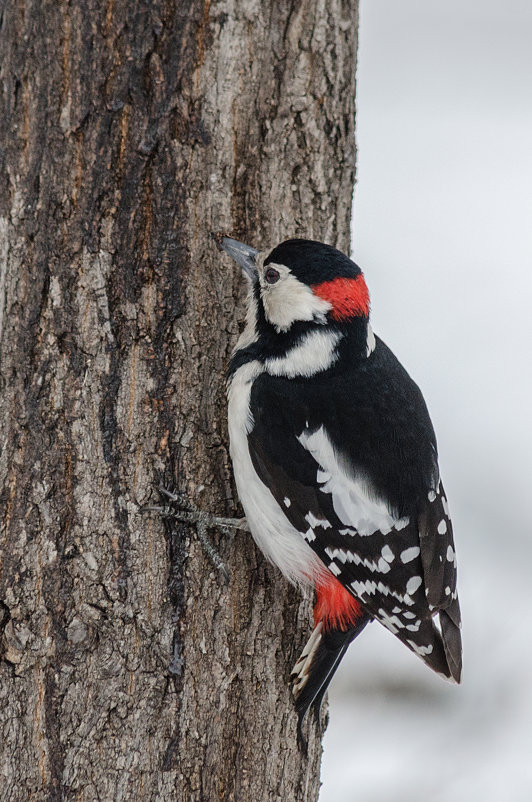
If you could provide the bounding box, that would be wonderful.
[221,237,370,336]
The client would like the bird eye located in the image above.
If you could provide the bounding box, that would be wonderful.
[265,267,280,284]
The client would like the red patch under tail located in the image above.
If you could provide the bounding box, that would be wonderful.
[314,574,364,632]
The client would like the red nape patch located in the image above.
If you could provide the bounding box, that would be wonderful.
[312,276,370,320]
[314,575,363,632]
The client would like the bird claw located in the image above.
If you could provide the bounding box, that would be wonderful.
[141,486,249,583]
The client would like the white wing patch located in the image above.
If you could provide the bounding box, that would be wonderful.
[298,426,409,536]
[305,511,331,529]
[401,546,420,563]
[349,578,416,607]
[324,546,393,575]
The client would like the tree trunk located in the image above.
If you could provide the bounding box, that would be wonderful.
[0,1,358,799]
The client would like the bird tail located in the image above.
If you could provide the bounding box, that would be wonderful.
[440,597,462,682]
[396,598,462,683]
[291,614,371,737]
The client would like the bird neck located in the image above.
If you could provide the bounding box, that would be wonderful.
[228,317,374,380]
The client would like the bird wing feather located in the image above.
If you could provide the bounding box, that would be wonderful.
[248,361,461,681]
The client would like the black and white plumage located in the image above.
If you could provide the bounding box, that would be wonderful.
[221,236,462,726]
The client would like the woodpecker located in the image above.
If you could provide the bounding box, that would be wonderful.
[220,236,462,726]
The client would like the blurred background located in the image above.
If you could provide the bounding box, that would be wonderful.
[320,1,532,800]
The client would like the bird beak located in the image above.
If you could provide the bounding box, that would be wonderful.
[220,237,259,280]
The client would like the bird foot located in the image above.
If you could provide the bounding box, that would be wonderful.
[142,486,249,583]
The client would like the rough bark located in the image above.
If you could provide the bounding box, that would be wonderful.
[0,1,358,800]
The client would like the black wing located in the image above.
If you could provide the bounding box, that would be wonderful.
[248,337,462,681]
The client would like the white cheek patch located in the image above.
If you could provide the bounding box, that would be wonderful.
[260,263,332,332]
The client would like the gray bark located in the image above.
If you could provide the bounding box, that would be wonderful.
[0,1,359,800]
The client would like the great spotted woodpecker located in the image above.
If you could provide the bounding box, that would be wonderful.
[221,236,462,726]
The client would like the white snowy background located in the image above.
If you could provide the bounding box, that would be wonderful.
[320,1,532,800]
